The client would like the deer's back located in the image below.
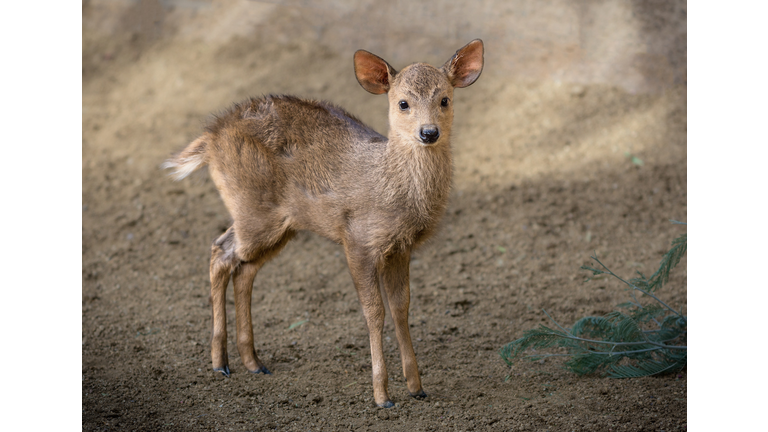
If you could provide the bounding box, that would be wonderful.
[204,95,388,242]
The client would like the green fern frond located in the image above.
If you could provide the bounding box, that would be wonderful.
[566,352,622,376]
[580,265,608,278]
[645,233,686,292]
[660,314,687,331]
[627,304,666,323]
[649,315,687,343]
[616,301,637,310]
[649,328,684,341]
[629,271,651,292]
[607,354,686,378]
[499,326,569,366]
[613,316,646,342]
[571,316,616,339]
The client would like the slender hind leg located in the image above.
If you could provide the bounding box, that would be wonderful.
[210,228,238,376]
[232,261,270,374]
[232,230,293,374]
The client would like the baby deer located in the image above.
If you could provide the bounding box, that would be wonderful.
[164,40,484,407]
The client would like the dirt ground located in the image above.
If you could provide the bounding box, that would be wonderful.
[82,1,686,431]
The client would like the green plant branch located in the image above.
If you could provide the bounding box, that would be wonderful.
[586,254,683,317]
[626,290,663,327]
[543,309,572,334]
[531,326,686,350]
[500,227,687,378]
[526,346,677,358]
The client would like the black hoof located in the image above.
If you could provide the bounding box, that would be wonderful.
[249,366,272,375]
[213,365,230,377]
[410,389,428,400]
[377,400,395,408]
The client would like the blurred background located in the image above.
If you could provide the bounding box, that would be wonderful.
[83,0,686,187]
[84,0,686,92]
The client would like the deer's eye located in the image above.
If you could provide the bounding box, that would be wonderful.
[441,97,449,107]
[399,100,409,110]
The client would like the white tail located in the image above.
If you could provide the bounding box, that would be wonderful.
[161,136,207,180]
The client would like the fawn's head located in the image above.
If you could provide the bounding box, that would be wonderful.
[354,40,484,147]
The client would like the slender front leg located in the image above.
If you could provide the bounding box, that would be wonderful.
[380,250,426,399]
[344,242,392,407]
[232,260,271,374]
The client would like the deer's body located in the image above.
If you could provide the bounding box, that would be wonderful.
[164,40,483,407]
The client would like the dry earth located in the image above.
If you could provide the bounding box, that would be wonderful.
[82,1,687,430]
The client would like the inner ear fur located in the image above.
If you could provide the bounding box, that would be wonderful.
[442,39,484,89]
[354,50,398,95]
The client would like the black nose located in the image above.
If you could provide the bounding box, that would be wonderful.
[419,126,440,144]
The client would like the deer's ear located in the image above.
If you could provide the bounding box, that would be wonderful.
[442,39,484,88]
[354,50,398,95]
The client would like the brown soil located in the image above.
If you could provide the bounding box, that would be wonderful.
[82,1,686,431]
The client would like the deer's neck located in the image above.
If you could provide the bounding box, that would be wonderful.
[378,136,453,226]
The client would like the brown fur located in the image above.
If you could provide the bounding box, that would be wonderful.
[164,40,484,407]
